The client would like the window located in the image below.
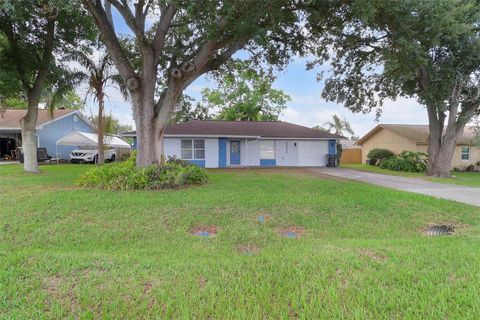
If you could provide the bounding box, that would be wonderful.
[194,139,205,159]
[260,140,275,159]
[181,139,192,159]
[181,139,205,160]
[461,147,470,161]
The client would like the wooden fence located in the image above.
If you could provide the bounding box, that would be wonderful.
[340,149,362,164]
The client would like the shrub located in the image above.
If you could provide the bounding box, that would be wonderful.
[379,151,428,172]
[166,155,194,167]
[78,153,208,190]
[367,148,395,165]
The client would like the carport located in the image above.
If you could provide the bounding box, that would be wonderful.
[56,131,131,163]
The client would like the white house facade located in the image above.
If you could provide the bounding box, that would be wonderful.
[123,120,343,168]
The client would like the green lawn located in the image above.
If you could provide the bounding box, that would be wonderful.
[1,164,480,318]
[343,163,480,187]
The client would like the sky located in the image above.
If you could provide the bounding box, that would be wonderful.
[82,8,429,138]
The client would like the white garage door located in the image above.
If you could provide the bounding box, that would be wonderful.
[298,141,328,166]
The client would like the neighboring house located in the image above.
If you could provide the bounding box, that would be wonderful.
[0,109,95,160]
[356,124,480,168]
[123,120,343,168]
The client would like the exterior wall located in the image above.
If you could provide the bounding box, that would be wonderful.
[416,145,480,169]
[38,113,94,159]
[452,145,480,169]
[360,128,417,163]
[164,137,218,168]
[246,139,261,166]
[298,140,329,166]
[160,137,334,168]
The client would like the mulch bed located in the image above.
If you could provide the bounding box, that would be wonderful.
[279,226,305,238]
[190,225,218,237]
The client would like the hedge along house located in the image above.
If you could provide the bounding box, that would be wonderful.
[123,120,344,168]
[356,124,480,169]
[0,109,95,160]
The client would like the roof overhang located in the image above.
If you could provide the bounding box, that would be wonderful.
[356,125,383,145]
[122,133,342,140]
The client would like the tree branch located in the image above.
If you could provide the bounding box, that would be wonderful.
[152,4,177,63]
[83,0,139,90]
[106,0,140,36]
[134,0,145,35]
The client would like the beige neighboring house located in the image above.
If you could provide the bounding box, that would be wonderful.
[356,124,480,169]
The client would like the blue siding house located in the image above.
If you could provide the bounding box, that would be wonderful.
[0,109,95,160]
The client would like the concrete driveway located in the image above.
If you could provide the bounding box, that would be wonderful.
[313,168,480,207]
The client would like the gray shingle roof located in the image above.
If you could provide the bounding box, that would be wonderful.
[123,120,344,139]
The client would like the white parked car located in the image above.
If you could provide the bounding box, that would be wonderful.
[69,147,116,164]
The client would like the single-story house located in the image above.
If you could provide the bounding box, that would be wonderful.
[356,124,480,168]
[123,120,344,168]
[0,109,95,160]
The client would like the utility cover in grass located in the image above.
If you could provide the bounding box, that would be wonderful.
[279,226,304,238]
[424,225,455,236]
[191,225,218,238]
[258,214,270,224]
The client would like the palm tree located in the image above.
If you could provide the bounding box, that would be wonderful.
[67,51,127,164]
[324,114,354,137]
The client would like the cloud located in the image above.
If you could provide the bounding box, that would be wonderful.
[281,93,428,137]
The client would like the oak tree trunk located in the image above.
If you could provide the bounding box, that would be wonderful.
[426,104,465,177]
[20,103,39,173]
[132,88,180,167]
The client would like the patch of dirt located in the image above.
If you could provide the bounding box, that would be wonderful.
[190,225,218,237]
[43,273,80,314]
[198,276,207,289]
[236,244,260,255]
[357,249,388,261]
[279,226,305,238]
[143,282,153,294]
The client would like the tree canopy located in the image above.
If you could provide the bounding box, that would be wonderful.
[82,0,309,166]
[200,60,290,121]
[0,0,96,172]
[308,0,480,176]
[323,114,354,137]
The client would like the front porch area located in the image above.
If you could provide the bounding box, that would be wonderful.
[0,131,21,161]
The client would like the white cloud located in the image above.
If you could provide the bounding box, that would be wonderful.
[281,93,428,137]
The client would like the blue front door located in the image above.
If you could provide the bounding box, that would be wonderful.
[230,140,240,165]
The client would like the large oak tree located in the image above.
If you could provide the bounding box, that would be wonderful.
[0,0,96,172]
[309,0,480,177]
[82,0,307,167]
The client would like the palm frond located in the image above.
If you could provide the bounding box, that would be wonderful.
[107,74,129,101]
[64,51,98,74]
